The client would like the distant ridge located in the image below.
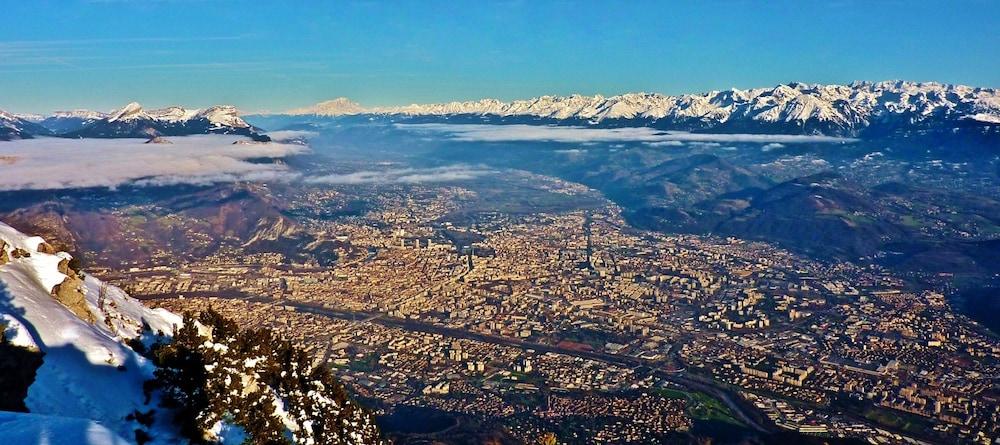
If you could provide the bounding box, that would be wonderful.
[0,103,270,141]
[63,102,271,141]
[285,81,1000,137]
[287,97,365,116]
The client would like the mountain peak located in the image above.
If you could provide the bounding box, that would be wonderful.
[107,101,147,122]
[148,106,196,123]
[51,109,108,120]
[287,97,365,116]
[196,105,250,129]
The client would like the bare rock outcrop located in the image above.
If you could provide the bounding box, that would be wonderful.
[56,257,76,277]
[51,258,95,324]
[145,136,172,144]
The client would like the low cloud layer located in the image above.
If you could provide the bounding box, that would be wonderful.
[0,135,306,191]
[264,130,319,142]
[645,140,686,147]
[306,165,492,185]
[396,123,857,144]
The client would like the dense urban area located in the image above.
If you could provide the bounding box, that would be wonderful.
[78,173,1000,445]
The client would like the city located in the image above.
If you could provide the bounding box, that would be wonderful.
[1,2,998,444]
[86,175,999,444]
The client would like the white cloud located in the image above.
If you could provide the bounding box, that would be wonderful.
[264,130,319,142]
[645,140,685,147]
[762,142,785,151]
[0,135,305,191]
[396,123,858,144]
[305,165,493,185]
[688,141,722,148]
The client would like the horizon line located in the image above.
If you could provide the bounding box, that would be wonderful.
[5,78,999,116]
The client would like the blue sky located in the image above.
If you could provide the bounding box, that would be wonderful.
[1,1,998,113]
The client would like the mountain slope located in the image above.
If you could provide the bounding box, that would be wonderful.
[706,174,905,258]
[0,221,183,444]
[0,411,132,445]
[38,110,109,134]
[0,110,51,141]
[0,184,339,269]
[586,154,774,208]
[629,172,909,258]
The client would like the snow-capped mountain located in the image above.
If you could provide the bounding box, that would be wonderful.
[3,103,272,141]
[12,113,44,123]
[62,102,272,141]
[4,103,274,142]
[38,109,110,134]
[105,101,148,123]
[0,221,183,444]
[287,97,365,116]
[0,110,51,141]
[290,81,1000,137]
[53,110,109,120]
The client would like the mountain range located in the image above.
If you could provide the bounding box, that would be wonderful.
[0,110,50,141]
[6,81,998,143]
[284,81,1000,138]
[0,103,270,141]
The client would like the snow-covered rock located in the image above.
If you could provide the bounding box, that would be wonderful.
[0,221,182,444]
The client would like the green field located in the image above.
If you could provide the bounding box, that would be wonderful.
[348,353,379,372]
[654,388,745,426]
[862,407,928,435]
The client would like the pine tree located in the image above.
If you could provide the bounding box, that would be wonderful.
[148,308,384,445]
[152,312,212,442]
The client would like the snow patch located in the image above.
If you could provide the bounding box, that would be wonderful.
[0,221,183,444]
[0,411,132,445]
[966,113,1000,124]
